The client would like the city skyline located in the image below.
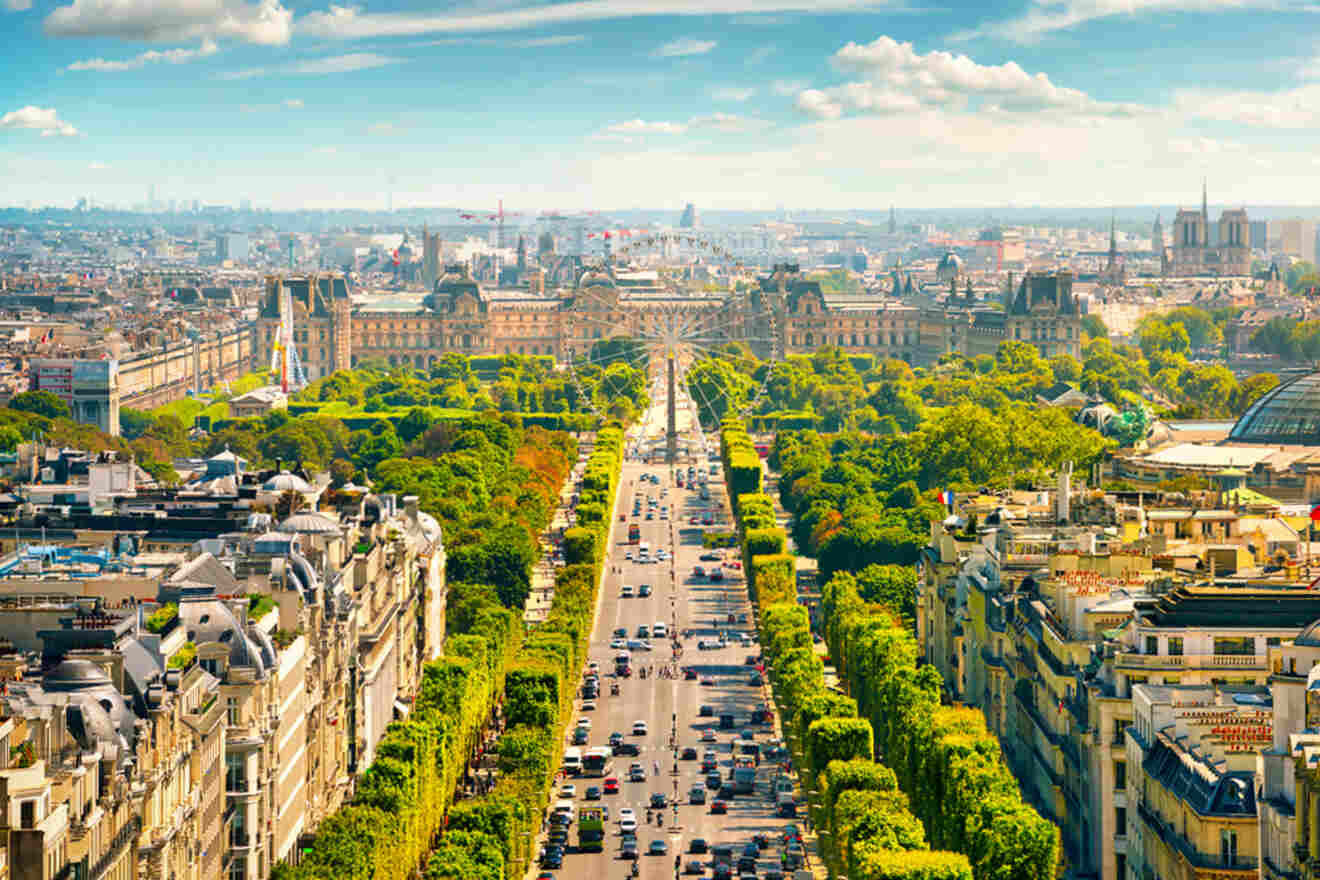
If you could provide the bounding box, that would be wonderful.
[2,0,1320,209]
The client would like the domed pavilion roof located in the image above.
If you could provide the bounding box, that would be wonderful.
[1228,372,1320,445]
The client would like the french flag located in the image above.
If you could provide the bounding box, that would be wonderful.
[939,489,954,507]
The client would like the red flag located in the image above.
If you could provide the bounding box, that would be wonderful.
[1310,505,1320,522]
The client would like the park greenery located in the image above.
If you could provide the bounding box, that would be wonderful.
[723,419,1054,880]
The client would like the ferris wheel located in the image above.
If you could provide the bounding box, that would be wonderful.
[563,232,781,429]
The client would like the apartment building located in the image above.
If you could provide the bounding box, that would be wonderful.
[0,478,446,880]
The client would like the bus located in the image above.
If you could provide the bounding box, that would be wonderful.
[638,541,651,563]
[627,522,640,544]
[582,746,613,777]
[577,806,606,853]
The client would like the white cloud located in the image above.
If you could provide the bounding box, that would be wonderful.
[88,161,108,169]
[1174,83,1320,128]
[511,33,585,46]
[45,0,291,45]
[689,111,767,131]
[654,37,717,57]
[4,0,33,11]
[220,52,399,79]
[239,97,306,111]
[67,38,218,72]
[952,0,1315,44]
[0,105,79,137]
[606,118,688,134]
[300,0,899,39]
[711,85,756,101]
[771,79,805,95]
[368,121,403,134]
[284,98,304,108]
[800,35,1145,120]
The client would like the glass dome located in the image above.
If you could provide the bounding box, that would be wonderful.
[1228,372,1320,444]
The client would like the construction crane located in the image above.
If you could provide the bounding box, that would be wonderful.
[269,283,308,394]
[457,199,521,248]
[927,238,1005,271]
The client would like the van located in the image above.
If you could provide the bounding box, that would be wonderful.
[563,748,583,775]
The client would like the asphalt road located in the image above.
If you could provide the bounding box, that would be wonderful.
[536,391,801,880]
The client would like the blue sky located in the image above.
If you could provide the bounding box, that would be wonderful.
[2,0,1319,210]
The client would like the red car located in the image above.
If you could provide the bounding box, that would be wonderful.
[603,777,620,794]
[710,800,728,814]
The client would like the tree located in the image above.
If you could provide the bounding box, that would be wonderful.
[1080,314,1108,340]
[8,391,69,419]
[397,407,433,444]
[1229,373,1279,415]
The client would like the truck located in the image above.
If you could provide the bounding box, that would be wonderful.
[577,806,605,853]
[728,757,756,795]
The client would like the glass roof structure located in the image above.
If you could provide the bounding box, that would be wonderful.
[1228,372,1320,444]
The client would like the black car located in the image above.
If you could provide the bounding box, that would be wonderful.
[541,848,564,869]
[609,732,625,747]
[547,830,569,847]
[615,742,640,757]
[685,860,706,875]
[689,838,709,854]
[549,812,572,827]
[681,747,698,760]
[585,786,602,800]
[713,866,732,880]
[706,772,722,790]
[620,841,639,861]
[650,792,667,808]
[699,705,714,717]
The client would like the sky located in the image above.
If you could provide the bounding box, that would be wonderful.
[2,0,1319,211]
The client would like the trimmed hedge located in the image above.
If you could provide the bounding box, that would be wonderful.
[853,849,974,880]
[561,527,598,567]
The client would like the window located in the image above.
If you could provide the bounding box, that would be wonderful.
[1114,760,1126,789]
[1221,830,1238,864]
[1145,636,1157,655]
[1116,854,1126,880]
[229,856,247,880]
[227,697,240,725]
[19,799,35,829]
[1267,637,1282,647]
[226,752,247,792]
[1213,637,1255,656]
[1168,637,1183,656]
[1115,806,1126,832]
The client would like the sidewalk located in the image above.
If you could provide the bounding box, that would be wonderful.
[524,436,595,625]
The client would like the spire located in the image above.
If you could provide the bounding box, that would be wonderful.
[1109,211,1117,253]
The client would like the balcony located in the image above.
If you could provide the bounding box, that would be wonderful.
[1115,652,1264,672]
[1137,802,1257,874]
[90,816,141,880]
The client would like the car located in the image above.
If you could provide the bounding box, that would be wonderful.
[538,872,557,880]
[637,625,650,638]
[690,515,701,525]
[712,865,733,880]
[571,728,589,745]
[613,628,628,638]
[693,566,705,577]
[699,705,714,717]
[646,512,654,520]
[685,859,706,874]
[576,718,592,731]
[609,731,625,747]
[701,758,717,773]
[700,552,721,561]
[739,729,755,741]
[629,766,646,782]
[681,747,698,760]
[639,584,652,597]
[619,807,636,823]
[710,799,728,814]
[650,792,668,808]
[632,720,649,736]
[689,839,709,854]
[689,785,707,804]
[684,667,698,680]
[603,777,620,794]
[547,829,569,846]
[648,840,669,856]
[701,729,718,743]
[744,655,760,666]
[549,811,572,827]
[540,848,563,869]
[625,550,634,561]
[620,816,638,833]
[621,585,635,598]
[559,783,577,798]
[709,569,724,582]
[615,742,640,757]
[582,700,597,711]
[653,623,668,639]
[700,676,715,686]
[705,772,722,790]
[620,840,639,860]
[585,785,602,800]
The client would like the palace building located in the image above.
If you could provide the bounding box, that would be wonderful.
[256,263,1083,380]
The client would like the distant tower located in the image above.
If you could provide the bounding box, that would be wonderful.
[516,235,527,272]
[421,226,442,289]
[1102,212,1124,284]
[679,203,697,229]
[887,205,897,235]
[1201,178,1209,245]
[1152,214,1164,252]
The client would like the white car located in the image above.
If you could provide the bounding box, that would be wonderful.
[620,816,638,833]
[619,807,636,823]
[621,585,635,598]
[559,783,577,798]
[653,623,668,639]
[588,661,600,673]
[632,720,649,736]
[577,718,592,731]
[581,700,597,712]
[610,638,627,650]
